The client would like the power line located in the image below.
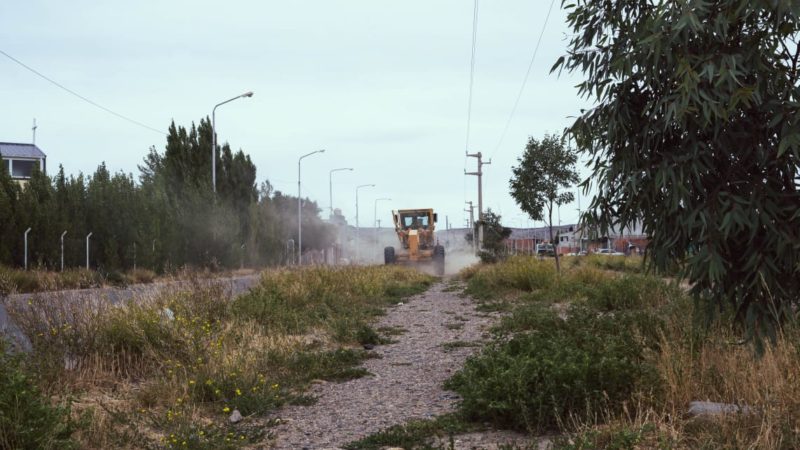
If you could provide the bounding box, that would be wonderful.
[0,49,166,136]
[464,0,479,154]
[490,0,556,158]
[463,0,479,218]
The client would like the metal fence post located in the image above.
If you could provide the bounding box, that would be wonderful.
[85,232,93,270]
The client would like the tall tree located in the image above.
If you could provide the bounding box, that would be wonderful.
[555,1,800,342]
[509,134,579,273]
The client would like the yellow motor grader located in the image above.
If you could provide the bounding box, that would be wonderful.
[384,208,445,275]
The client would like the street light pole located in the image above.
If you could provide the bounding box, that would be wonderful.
[23,227,31,270]
[60,230,67,271]
[212,91,253,193]
[355,184,375,263]
[373,197,391,254]
[298,149,326,265]
[329,167,353,219]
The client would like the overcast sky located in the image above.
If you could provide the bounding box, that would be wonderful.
[1,0,590,229]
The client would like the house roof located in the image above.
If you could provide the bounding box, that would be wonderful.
[0,142,46,159]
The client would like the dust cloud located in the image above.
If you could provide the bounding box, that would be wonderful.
[340,226,478,276]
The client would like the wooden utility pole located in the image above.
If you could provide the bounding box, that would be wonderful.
[465,152,490,252]
[465,201,476,253]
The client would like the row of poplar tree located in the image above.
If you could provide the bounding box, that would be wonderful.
[0,119,335,271]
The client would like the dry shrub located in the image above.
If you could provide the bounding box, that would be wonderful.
[0,266,104,294]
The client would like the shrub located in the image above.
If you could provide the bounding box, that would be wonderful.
[582,275,680,312]
[446,305,661,433]
[464,257,556,300]
[0,340,79,449]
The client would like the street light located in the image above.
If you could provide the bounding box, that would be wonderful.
[85,232,93,270]
[212,91,253,193]
[329,167,353,219]
[355,184,375,263]
[60,230,67,271]
[373,197,391,256]
[298,149,326,265]
[23,227,31,270]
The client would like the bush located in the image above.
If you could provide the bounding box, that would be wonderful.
[0,341,79,449]
[464,257,556,300]
[582,274,680,312]
[446,305,661,433]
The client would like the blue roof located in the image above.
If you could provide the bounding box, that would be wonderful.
[0,142,46,159]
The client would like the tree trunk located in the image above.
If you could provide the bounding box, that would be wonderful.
[549,202,560,273]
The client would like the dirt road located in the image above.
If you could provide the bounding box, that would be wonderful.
[266,281,532,450]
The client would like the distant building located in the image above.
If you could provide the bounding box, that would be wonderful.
[505,223,649,256]
[0,142,47,185]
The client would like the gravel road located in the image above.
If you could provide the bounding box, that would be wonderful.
[266,281,537,450]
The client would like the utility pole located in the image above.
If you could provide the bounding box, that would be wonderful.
[465,201,476,254]
[32,119,37,145]
[60,231,67,271]
[445,215,449,248]
[465,152,490,252]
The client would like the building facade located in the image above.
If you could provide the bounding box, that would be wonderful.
[0,142,47,185]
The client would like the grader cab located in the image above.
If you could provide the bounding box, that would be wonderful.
[384,208,445,275]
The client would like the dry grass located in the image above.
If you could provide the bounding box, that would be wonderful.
[4,265,433,449]
[0,264,259,295]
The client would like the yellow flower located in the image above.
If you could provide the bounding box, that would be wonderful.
[271,383,279,390]
[235,388,242,396]
[188,380,195,385]
[223,406,230,413]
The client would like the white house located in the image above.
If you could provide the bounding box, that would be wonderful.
[0,142,47,185]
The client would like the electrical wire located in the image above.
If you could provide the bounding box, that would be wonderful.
[465,0,479,154]
[490,0,556,159]
[0,48,166,136]
[463,0,479,223]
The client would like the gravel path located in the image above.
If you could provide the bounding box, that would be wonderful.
[266,281,534,450]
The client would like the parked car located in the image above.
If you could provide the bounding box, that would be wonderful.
[535,243,555,257]
[595,248,625,256]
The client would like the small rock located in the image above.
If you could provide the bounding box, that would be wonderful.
[688,401,752,417]
[162,307,174,321]
[229,409,243,423]
[397,302,404,306]
[363,343,375,350]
